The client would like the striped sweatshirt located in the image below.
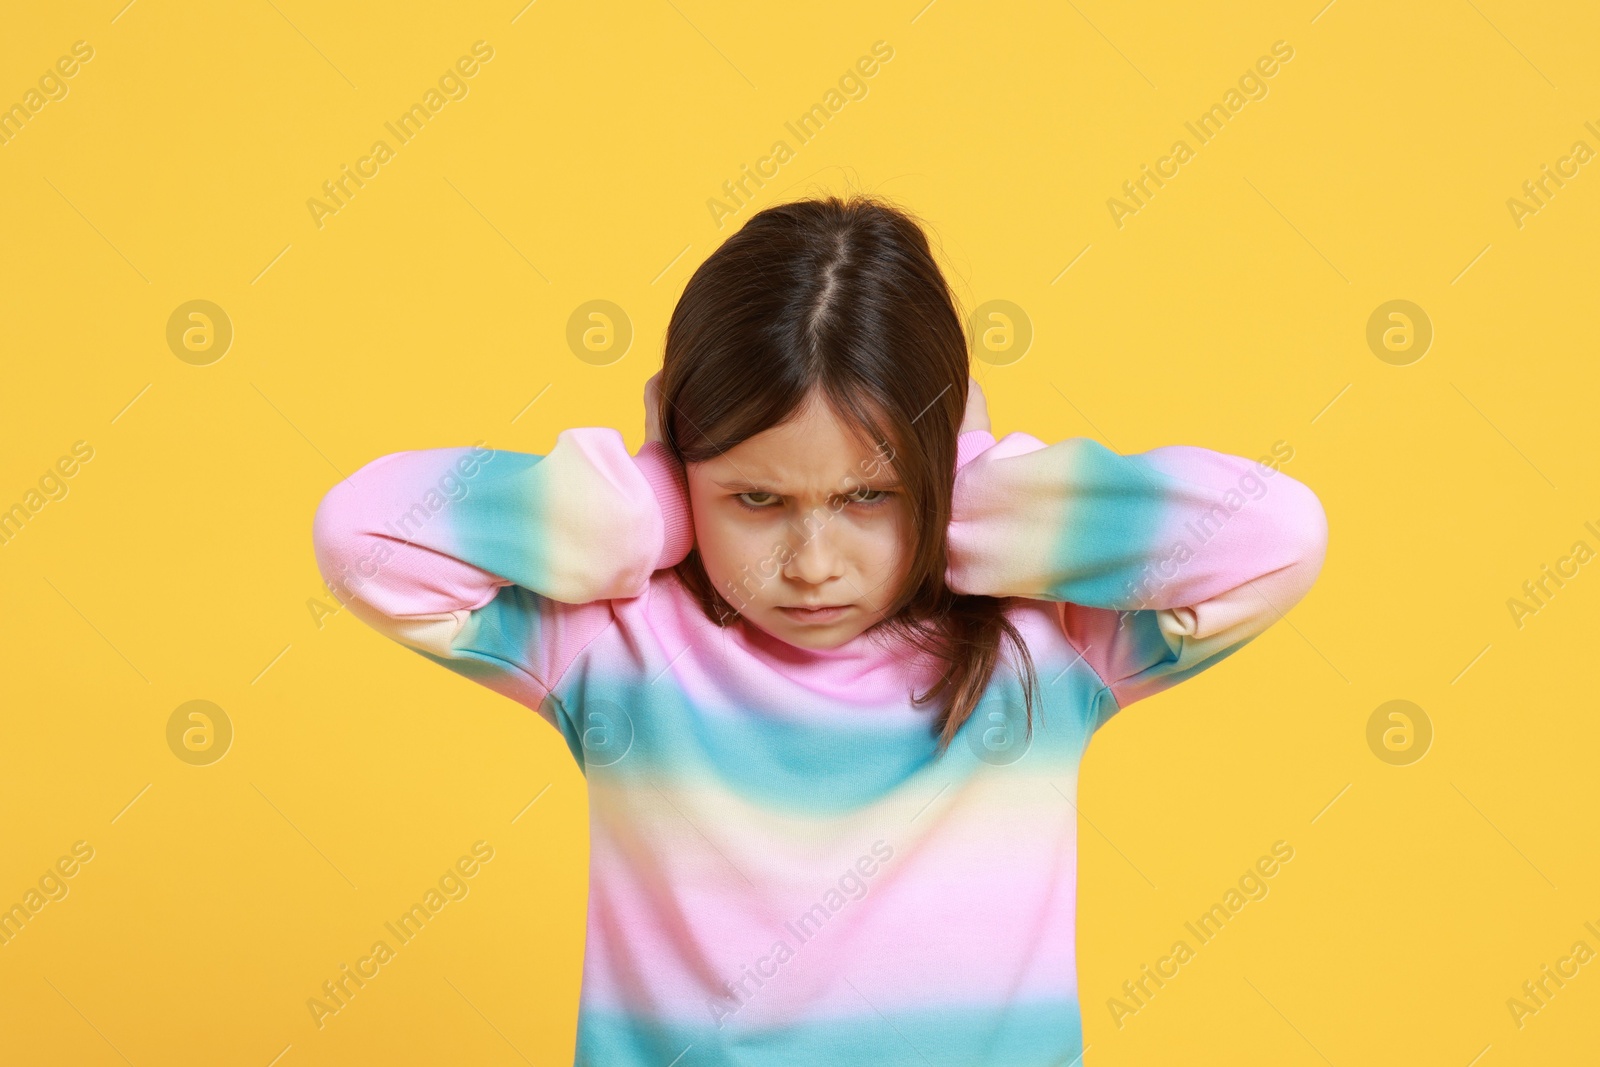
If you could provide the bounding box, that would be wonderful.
[310,425,1328,1066]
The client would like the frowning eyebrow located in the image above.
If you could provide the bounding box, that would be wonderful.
[713,479,903,492]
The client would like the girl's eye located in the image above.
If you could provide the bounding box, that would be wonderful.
[732,489,896,511]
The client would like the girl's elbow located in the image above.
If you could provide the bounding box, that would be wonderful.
[1273,477,1329,604]
[1292,482,1330,577]
[311,483,363,573]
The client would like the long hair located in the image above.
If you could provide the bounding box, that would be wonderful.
[657,193,1038,752]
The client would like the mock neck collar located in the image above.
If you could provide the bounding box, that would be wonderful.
[732,614,944,686]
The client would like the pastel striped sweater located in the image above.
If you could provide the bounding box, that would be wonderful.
[310,425,1328,1065]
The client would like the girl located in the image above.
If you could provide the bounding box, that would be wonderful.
[312,195,1328,1065]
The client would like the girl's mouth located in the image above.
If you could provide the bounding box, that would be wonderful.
[778,604,853,624]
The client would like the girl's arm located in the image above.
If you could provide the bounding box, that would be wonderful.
[946,428,1328,720]
[310,427,693,729]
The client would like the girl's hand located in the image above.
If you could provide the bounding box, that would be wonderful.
[959,376,990,435]
[644,371,664,445]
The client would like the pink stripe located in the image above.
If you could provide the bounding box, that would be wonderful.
[579,777,1081,1024]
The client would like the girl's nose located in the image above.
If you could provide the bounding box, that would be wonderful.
[781,510,845,586]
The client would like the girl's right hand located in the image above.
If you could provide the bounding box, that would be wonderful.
[959,376,990,435]
[644,371,664,445]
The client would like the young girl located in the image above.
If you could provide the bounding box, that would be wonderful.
[312,195,1328,1065]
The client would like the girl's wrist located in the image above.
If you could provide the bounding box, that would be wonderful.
[956,429,996,471]
[632,439,694,570]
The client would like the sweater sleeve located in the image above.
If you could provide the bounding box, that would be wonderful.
[310,428,693,740]
[945,430,1328,723]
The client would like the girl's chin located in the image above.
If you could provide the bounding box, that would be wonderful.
[742,611,867,651]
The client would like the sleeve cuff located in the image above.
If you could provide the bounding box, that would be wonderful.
[631,440,695,571]
[956,430,997,471]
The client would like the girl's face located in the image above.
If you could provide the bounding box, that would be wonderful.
[685,390,912,651]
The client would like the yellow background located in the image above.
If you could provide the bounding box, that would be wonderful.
[2,0,1597,1063]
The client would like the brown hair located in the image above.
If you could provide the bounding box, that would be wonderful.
[657,193,1038,752]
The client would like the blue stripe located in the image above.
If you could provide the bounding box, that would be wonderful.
[575,998,1084,1066]
[561,649,1102,808]
[1047,441,1172,607]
